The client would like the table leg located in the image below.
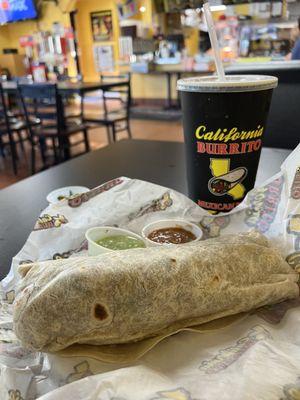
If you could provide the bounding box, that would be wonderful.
[80,90,84,122]
[176,72,181,109]
[166,72,172,109]
[63,138,71,160]
[59,97,71,160]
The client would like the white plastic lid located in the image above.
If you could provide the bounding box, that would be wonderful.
[177,75,278,93]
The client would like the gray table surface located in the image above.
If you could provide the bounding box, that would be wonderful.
[0,140,291,279]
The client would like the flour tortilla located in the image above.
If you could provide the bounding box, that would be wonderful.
[57,313,248,364]
[13,231,299,353]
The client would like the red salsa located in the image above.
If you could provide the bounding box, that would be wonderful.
[148,227,196,245]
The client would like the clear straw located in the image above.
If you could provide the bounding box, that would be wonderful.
[203,1,226,81]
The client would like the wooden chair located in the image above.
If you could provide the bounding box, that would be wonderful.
[83,74,132,143]
[18,83,90,174]
[0,83,34,174]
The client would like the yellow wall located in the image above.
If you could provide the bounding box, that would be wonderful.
[0,2,77,76]
[184,27,199,56]
[0,2,70,54]
[76,0,120,81]
[0,26,10,53]
[126,0,153,28]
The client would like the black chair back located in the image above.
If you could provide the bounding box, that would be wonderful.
[0,83,19,174]
[18,83,65,135]
[0,83,11,135]
[100,74,131,118]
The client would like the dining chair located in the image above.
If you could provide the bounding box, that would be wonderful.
[0,83,34,175]
[18,83,90,174]
[83,74,132,143]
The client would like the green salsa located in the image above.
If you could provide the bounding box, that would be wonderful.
[96,235,146,251]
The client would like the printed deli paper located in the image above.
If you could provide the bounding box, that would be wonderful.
[0,144,300,400]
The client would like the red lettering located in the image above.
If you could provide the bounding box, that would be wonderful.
[274,178,283,185]
[268,186,280,194]
[229,143,240,154]
[257,220,269,232]
[197,142,206,153]
[253,139,262,151]
[247,141,256,152]
[261,212,275,222]
[292,188,300,199]
[197,142,230,155]
[266,194,279,204]
[207,143,218,154]
[240,142,247,153]
[217,144,229,155]
[198,200,240,211]
[263,205,276,214]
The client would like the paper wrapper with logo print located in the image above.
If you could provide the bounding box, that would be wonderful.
[0,144,300,400]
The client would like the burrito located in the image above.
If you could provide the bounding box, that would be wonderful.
[13,231,299,352]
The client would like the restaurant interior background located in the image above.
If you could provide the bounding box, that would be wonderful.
[0,0,299,189]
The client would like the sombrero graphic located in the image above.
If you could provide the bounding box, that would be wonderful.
[208,167,248,196]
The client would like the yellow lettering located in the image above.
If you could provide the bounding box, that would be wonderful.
[224,127,237,142]
[204,131,214,140]
[258,127,264,137]
[231,132,241,141]
[244,131,255,140]
[213,128,223,141]
[195,124,264,142]
[195,125,206,139]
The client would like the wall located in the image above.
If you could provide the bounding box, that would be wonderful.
[0,2,77,76]
[75,0,154,81]
[0,2,70,54]
[0,26,10,54]
[76,0,120,81]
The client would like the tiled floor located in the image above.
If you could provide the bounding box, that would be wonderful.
[0,109,183,190]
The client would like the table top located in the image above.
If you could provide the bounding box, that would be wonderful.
[0,139,290,279]
[2,80,129,94]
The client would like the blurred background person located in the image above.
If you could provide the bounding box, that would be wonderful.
[286,17,300,60]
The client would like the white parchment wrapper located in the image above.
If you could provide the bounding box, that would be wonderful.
[0,144,300,400]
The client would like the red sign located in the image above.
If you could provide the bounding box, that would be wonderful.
[19,35,35,47]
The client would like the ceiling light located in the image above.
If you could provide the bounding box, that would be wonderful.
[139,6,146,13]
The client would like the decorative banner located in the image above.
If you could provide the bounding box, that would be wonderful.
[117,0,137,20]
[90,10,113,42]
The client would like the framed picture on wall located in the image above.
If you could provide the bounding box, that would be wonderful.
[117,0,137,20]
[91,10,113,42]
